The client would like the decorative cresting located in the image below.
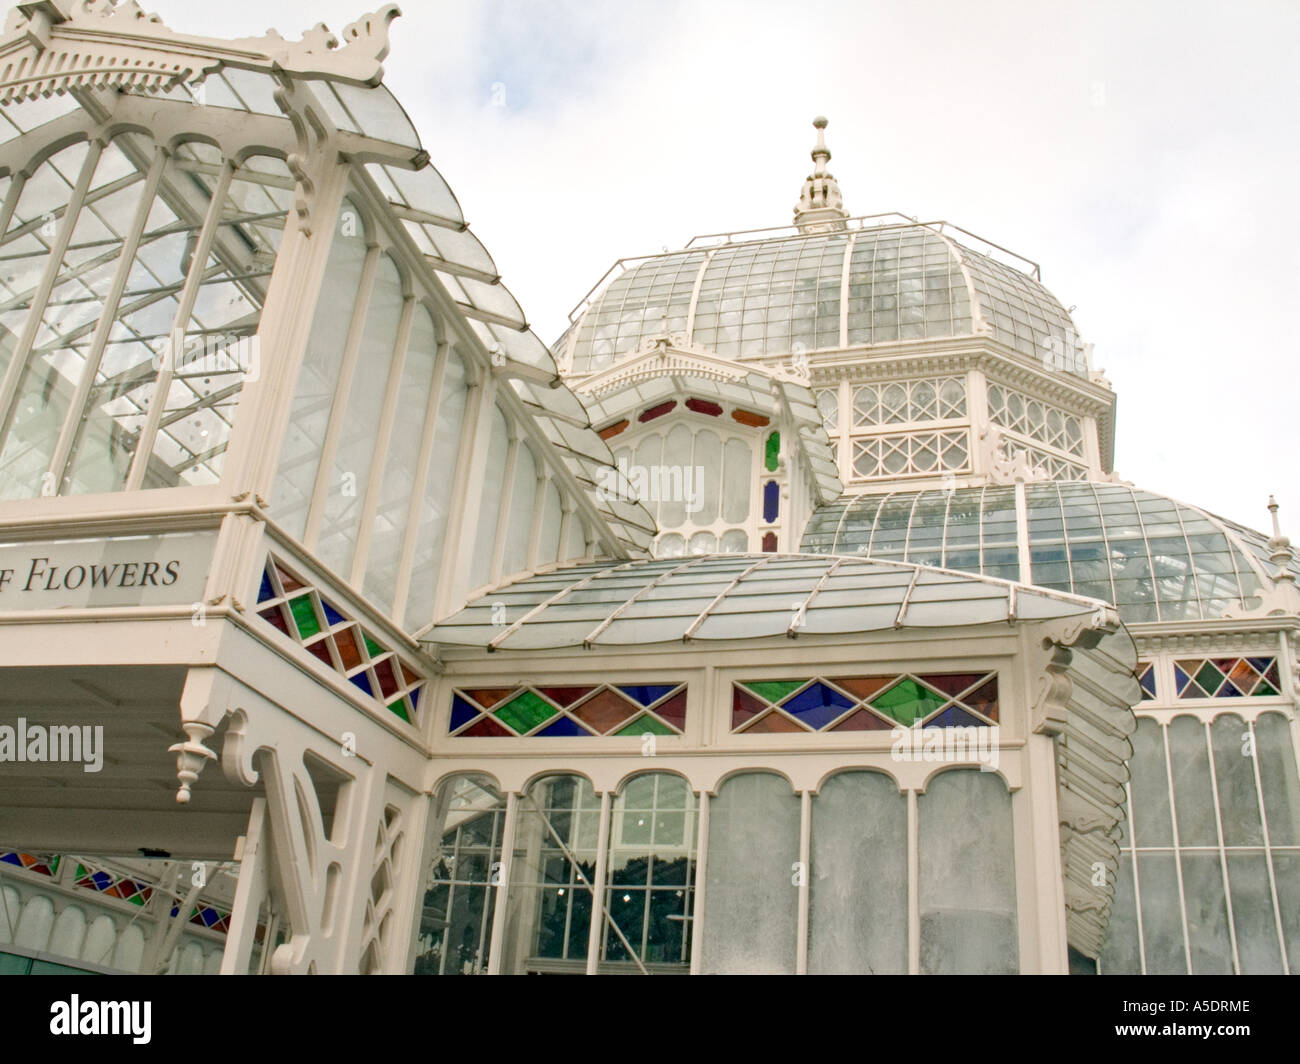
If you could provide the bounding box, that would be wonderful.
[1029,615,1140,958]
[793,116,848,233]
[1224,497,1300,618]
[0,0,401,104]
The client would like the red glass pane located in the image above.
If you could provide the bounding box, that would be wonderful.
[743,711,805,733]
[539,687,595,708]
[761,532,777,553]
[962,677,999,721]
[306,639,334,667]
[333,627,363,670]
[828,676,895,701]
[462,688,518,710]
[653,690,687,731]
[732,687,767,728]
[638,400,677,423]
[400,664,421,687]
[258,606,290,635]
[685,398,723,417]
[918,673,989,698]
[461,716,513,737]
[598,419,629,439]
[572,689,637,733]
[275,566,305,592]
[830,708,896,732]
[373,658,400,699]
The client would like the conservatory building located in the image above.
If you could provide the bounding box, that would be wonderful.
[0,3,1296,976]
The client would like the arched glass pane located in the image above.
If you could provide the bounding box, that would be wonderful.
[1256,712,1300,846]
[656,533,684,558]
[632,435,661,524]
[404,344,468,629]
[536,479,563,566]
[659,424,691,527]
[140,153,293,488]
[688,530,715,554]
[0,137,148,499]
[316,254,405,578]
[809,771,907,974]
[719,529,748,552]
[721,438,751,524]
[700,772,799,974]
[364,304,437,614]
[501,442,537,577]
[603,773,697,971]
[1211,713,1263,846]
[272,200,368,537]
[469,404,509,590]
[918,770,1017,974]
[692,429,720,524]
[414,774,506,975]
[564,512,588,561]
[502,775,600,973]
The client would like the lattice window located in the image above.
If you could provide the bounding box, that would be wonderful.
[450,684,687,737]
[815,389,839,433]
[852,430,969,478]
[986,383,1084,456]
[360,800,405,974]
[1,852,59,877]
[1174,658,1282,699]
[73,861,153,908]
[1137,662,1157,701]
[731,673,997,732]
[1003,440,1088,481]
[256,557,426,724]
[852,378,966,427]
[167,900,232,934]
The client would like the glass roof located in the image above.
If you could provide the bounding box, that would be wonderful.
[560,223,1081,375]
[426,553,1112,651]
[800,483,1296,624]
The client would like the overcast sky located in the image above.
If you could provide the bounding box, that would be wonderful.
[157,0,1299,533]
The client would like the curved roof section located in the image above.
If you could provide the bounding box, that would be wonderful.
[559,220,1083,377]
[800,483,1298,624]
[427,553,1118,651]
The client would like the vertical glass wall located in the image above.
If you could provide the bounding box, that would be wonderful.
[0,132,291,499]
[413,774,506,975]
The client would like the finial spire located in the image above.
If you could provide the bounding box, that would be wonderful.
[794,116,849,234]
[1267,496,1296,583]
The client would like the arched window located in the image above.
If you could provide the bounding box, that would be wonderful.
[699,771,800,974]
[501,439,537,577]
[469,403,510,591]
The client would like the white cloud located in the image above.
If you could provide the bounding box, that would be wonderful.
[150,0,1300,531]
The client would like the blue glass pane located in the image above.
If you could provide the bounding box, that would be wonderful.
[257,570,274,603]
[1140,669,1157,697]
[349,671,373,696]
[536,716,591,737]
[763,480,779,523]
[1174,665,1191,693]
[922,705,987,728]
[618,685,676,707]
[450,695,479,731]
[321,599,346,627]
[781,682,853,729]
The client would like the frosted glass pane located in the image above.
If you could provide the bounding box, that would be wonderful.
[720,529,749,552]
[364,304,436,613]
[1273,853,1300,974]
[656,533,684,558]
[1255,713,1300,845]
[1169,716,1215,847]
[692,430,720,524]
[564,512,588,561]
[1227,854,1283,973]
[469,404,510,590]
[272,201,368,538]
[700,773,800,973]
[537,480,563,566]
[918,770,1018,974]
[659,425,691,528]
[1136,853,1186,973]
[1211,715,1263,846]
[1180,853,1232,974]
[809,771,907,974]
[688,531,716,554]
[633,435,661,523]
[316,255,404,577]
[403,346,467,629]
[1097,852,1141,974]
[1130,718,1173,847]
[722,438,752,523]
[501,443,537,577]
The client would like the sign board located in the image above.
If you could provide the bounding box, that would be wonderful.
[0,531,216,610]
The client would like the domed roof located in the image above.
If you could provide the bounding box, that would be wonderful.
[557,219,1084,377]
[800,483,1300,624]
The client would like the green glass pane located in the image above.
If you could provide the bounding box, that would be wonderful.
[494,690,557,733]
[740,680,807,704]
[48,856,59,874]
[1195,661,1223,694]
[289,596,320,639]
[869,677,946,725]
[75,863,87,879]
[615,715,674,736]
[765,431,781,472]
[387,699,411,723]
[128,893,145,906]
[1254,681,1278,697]
[363,634,384,658]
